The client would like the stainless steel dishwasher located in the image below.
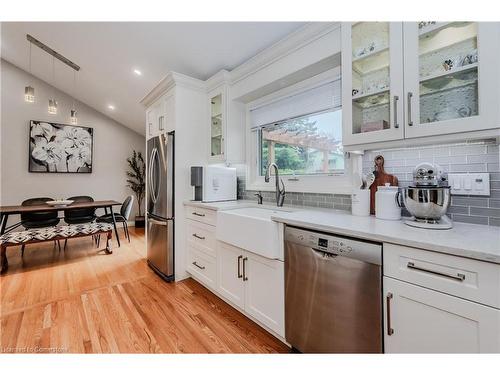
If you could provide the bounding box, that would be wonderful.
[285,226,382,353]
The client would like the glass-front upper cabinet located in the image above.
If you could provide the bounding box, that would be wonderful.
[209,90,225,160]
[404,22,500,138]
[342,22,404,146]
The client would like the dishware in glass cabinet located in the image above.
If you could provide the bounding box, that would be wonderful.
[351,22,391,134]
[418,22,478,124]
[210,93,223,157]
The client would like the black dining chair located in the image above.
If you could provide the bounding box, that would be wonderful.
[96,195,134,242]
[20,197,61,256]
[63,196,97,249]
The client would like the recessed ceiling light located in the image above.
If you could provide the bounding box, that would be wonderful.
[133,69,142,76]
[108,105,115,110]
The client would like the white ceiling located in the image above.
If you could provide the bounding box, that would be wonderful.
[1,22,306,135]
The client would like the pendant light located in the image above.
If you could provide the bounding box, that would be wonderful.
[24,41,35,103]
[48,56,57,114]
[70,70,78,124]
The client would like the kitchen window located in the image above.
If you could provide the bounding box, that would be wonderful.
[247,71,354,194]
[259,109,343,177]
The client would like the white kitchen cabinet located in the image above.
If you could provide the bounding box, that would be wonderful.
[403,22,500,138]
[342,22,405,146]
[146,105,157,140]
[216,241,285,337]
[244,251,284,336]
[187,244,217,291]
[206,70,245,164]
[208,86,226,162]
[146,95,172,139]
[384,277,500,353]
[342,22,500,148]
[217,241,245,309]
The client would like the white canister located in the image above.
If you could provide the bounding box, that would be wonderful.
[375,184,401,220]
[351,189,370,216]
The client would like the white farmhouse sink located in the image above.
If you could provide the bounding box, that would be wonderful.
[216,207,291,259]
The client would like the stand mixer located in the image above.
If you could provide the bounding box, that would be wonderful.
[402,162,453,230]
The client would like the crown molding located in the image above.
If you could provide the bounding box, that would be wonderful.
[140,71,206,107]
[228,22,340,85]
[206,69,230,92]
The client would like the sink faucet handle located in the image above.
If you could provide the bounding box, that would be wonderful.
[254,192,263,205]
[277,180,286,207]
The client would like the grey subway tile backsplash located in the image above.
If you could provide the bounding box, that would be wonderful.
[362,138,500,226]
[237,177,352,212]
[238,139,499,226]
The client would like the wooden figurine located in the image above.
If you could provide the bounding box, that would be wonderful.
[370,155,399,215]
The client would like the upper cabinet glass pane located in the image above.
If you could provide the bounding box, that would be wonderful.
[418,22,478,124]
[351,22,390,135]
[210,94,223,157]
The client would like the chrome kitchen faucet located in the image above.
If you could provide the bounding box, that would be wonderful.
[264,163,286,207]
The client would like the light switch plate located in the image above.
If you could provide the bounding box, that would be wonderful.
[448,173,490,196]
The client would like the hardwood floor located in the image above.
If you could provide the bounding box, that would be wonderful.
[0,227,289,353]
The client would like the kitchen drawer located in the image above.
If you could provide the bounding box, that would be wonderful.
[187,245,216,290]
[184,206,217,226]
[186,219,216,257]
[384,243,500,308]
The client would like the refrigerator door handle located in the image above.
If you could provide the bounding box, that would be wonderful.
[148,217,168,226]
[149,147,159,204]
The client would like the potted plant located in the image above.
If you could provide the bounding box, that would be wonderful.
[126,150,146,228]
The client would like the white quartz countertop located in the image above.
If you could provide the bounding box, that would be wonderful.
[183,200,500,264]
[271,210,500,264]
[183,200,256,211]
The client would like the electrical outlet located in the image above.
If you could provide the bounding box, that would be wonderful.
[448,173,490,196]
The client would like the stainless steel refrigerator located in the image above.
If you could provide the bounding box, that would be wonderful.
[147,131,174,281]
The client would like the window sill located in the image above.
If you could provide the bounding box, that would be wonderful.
[246,175,353,195]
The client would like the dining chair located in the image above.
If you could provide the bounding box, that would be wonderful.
[64,196,97,224]
[20,197,61,256]
[63,196,97,249]
[96,195,134,242]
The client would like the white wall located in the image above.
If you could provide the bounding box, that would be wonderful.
[0,60,146,225]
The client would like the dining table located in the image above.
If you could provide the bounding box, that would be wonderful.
[0,200,123,247]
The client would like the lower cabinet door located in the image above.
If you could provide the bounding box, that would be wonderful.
[244,252,285,337]
[384,277,500,353]
[216,242,245,309]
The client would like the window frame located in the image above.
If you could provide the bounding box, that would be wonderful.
[245,68,358,195]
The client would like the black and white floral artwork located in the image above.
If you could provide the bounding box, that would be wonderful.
[29,121,93,173]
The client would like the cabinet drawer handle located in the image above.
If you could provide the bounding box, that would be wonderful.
[386,292,394,336]
[192,261,205,270]
[407,262,465,281]
[242,257,248,281]
[192,233,205,240]
[407,92,413,126]
[237,255,243,278]
[192,212,205,217]
[393,95,399,129]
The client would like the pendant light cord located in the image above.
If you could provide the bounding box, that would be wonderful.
[52,56,56,100]
[72,70,76,109]
[29,42,32,74]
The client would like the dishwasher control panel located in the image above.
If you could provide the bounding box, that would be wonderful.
[285,226,382,265]
[313,236,352,255]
